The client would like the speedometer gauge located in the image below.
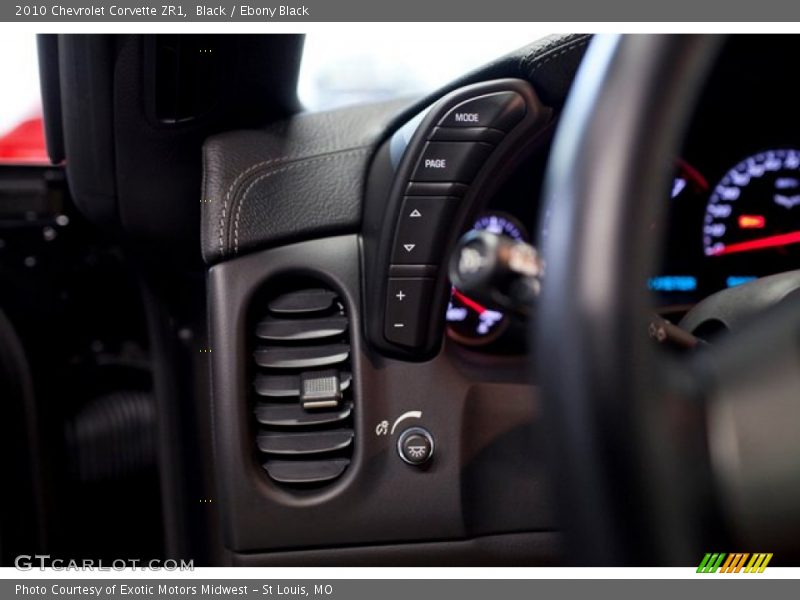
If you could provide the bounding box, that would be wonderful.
[446,212,528,346]
[704,149,800,260]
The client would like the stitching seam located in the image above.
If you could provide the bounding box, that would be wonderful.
[218,154,298,257]
[217,145,368,257]
[524,36,591,77]
[232,148,370,254]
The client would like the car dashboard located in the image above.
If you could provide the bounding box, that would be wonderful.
[7,33,798,568]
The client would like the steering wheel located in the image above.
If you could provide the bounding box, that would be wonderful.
[536,35,800,565]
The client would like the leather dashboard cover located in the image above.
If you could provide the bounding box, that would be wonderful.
[201,99,410,263]
[200,33,590,264]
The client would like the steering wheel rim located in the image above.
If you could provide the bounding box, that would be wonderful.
[535,34,723,565]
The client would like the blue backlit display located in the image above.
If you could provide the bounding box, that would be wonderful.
[648,276,698,292]
[726,276,757,288]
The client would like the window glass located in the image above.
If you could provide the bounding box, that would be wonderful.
[0,33,48,164]
[298,31,553,112]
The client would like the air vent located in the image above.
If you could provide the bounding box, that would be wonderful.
[252,282,354,487]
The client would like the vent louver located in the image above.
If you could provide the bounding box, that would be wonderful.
[252,284,354,487]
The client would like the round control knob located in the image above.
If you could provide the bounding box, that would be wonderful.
[397,427,434,466]
[448,230,543,317]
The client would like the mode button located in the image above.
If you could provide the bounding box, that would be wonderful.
[439,91,526,131]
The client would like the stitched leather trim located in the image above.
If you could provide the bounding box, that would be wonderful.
[230,147,371,255]
[218,146,370,257]
[522,35,591,78]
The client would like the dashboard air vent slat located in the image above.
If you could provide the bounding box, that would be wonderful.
[263,459,350,485]
[251,280,355,489]
[256,429,354,455]
[254,344,350,369]
[256,315,348,341]
[255,402,353,427]
[268,289,338,315]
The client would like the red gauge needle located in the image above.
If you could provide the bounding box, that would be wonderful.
[711,230,800,256]
[452,289,487,315]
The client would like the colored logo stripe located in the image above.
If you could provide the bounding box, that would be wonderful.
[745,553,773,573]
[697,553,773,573]
[697,553,726,573]
[721,553,749,573]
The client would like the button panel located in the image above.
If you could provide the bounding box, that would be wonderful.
[375,81,543,353]
[384,278,434,347]
[391,197,460,265]
[411,142,494,183]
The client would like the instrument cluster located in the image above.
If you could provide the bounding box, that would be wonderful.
[653,37,800,309]
[653,151,800,308]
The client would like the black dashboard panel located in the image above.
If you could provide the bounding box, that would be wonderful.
[208,235,554,552]
[206,84,562,557]
[229,531,562,567]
